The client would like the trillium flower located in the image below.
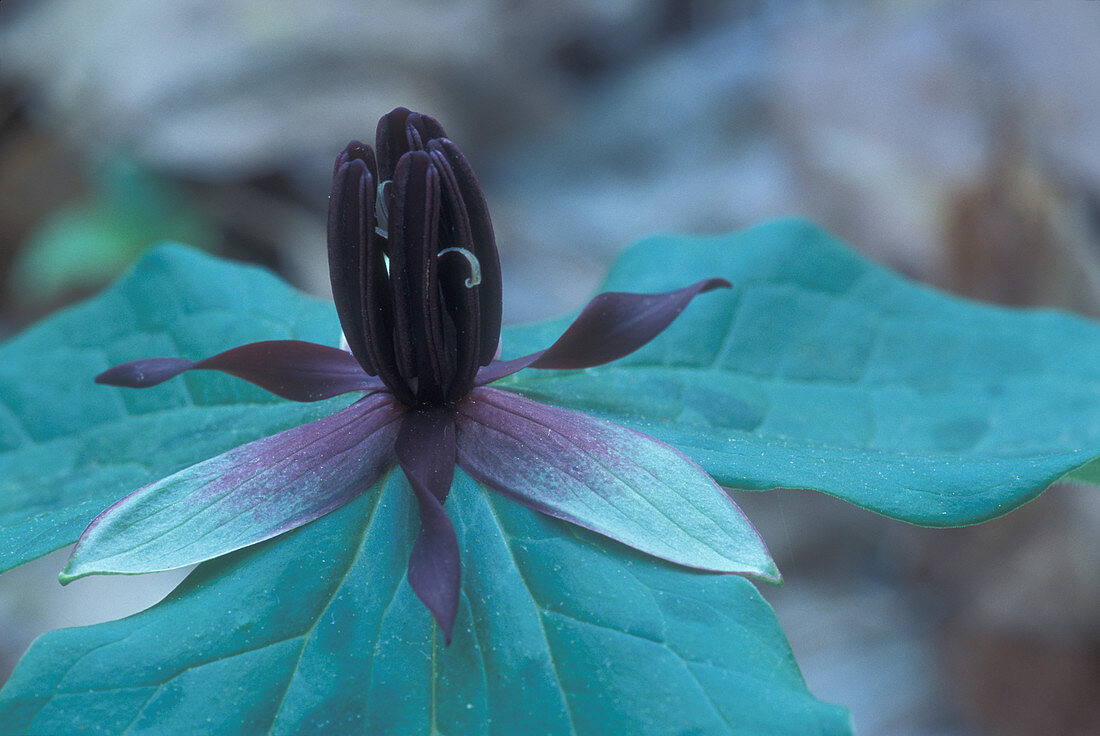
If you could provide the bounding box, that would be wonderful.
[65,108,777,642]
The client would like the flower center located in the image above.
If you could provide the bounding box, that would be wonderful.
[327,108,503,408]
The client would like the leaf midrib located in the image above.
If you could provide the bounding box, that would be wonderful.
[263,468,399,734]
[480,492,578,736]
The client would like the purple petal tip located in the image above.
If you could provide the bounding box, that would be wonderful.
[95,358,193,388]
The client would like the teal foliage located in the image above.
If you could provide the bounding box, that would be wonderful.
[4,219,1099,732]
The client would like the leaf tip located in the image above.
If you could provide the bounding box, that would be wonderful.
[60,534,119,584]
[753,559,783,586]
[58,560,87,586]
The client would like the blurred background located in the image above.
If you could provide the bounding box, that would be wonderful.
[1,1,1099,733]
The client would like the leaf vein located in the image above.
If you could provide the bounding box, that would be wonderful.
[481,493,578,736]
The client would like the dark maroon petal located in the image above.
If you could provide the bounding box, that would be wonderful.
[396,407,460,643]
[475,278,731,384]
[390,151,447,402]
[96,357,194,388]
[405,486,461,645]
[376,107,414,180]
[472,350,547,386]
[531,278,731,369]
[438,246,481,400]
[327,143,378,374]
[433,138,502,366]
[406,111,448,148]
[96,340,383,402]
[63,393,405,580]
[361,191,411,405]
[454,388,779,579]
[429,141,481,399]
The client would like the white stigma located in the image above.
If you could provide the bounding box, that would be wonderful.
[438,247,482,288]
[375,179,390,238]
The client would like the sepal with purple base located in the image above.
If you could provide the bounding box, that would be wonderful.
[455,387,779,580]
[61,393,403,582]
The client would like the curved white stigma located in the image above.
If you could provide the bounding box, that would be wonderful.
[438,247,482,288]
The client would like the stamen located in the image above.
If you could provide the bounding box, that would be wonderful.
[375,179,391,238]
[438,247,482,288]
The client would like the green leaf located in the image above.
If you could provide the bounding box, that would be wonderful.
[1066,457,1100,485]
[0,471,850,735]
[499,219,1100,526]
[0,244,348,573]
